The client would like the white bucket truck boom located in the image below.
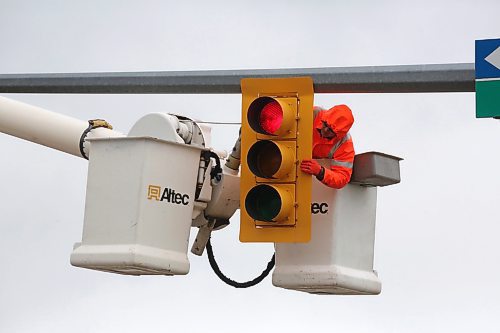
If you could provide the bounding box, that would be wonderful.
[0,96,239,276]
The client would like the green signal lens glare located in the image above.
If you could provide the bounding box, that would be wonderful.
[245,185,281,222]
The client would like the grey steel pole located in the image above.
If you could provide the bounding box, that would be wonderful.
[0,63,475,94]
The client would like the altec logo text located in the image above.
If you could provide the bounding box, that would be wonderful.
[147,185,190,206]
[311,202,329,214]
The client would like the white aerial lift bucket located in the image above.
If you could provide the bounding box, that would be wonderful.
[273,181,380,294]
[71,136,204,275]
[273,152,402,294]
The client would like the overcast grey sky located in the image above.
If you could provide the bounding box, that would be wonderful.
[1,1,499,332]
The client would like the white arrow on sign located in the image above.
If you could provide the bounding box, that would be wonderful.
[485,46,500,70]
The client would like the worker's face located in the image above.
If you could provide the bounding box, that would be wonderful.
[320,121,336,139]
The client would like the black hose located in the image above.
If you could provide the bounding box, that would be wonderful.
[209,151,222,182]
[206,237,275,288]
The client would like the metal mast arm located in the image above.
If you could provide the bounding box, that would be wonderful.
[0,63,475,94]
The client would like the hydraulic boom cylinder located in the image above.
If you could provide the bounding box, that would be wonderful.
[0,96,123,158]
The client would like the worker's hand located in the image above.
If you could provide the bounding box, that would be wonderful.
[300,159,322,176]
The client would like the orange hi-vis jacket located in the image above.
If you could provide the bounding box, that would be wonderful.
[313,105,355,189]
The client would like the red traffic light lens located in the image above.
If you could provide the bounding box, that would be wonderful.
[248,97,284,135]
[260,101,283,135]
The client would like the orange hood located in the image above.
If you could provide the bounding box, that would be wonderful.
[315,104,354,139]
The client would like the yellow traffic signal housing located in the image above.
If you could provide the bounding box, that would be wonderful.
[240,77,314,243]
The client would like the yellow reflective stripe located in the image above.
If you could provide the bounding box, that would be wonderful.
[330,160,353,168]
[327,132,351,159]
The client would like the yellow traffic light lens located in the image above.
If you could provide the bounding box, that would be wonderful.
[247,140,281,178]
[248,97,283,135]
[247,140,296,180]
[245,184,281,222]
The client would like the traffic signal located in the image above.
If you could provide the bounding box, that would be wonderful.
[240,77,314,243]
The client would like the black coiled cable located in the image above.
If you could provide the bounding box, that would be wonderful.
[206,237,275,288]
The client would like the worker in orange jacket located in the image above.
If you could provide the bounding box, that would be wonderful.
[300,105,355,189]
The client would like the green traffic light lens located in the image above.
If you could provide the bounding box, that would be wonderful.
[247,140,281,178]
[245,185,281,222]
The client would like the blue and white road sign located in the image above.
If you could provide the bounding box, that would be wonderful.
[476,38,500,118]
[475,38,500,79]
